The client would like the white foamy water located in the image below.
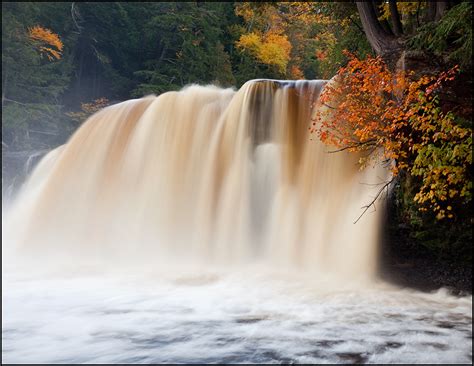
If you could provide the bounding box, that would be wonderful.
[2,266,472,364]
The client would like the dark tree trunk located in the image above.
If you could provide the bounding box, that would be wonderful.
[427,1,437,22]
[372,0,394,35]
[426,1,452,24]
[2,70,7,109]
[389,0,403,36]
[356,1,401,65]
[435,1,450,21]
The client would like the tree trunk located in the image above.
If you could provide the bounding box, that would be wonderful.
[435,1,450,21]
[389,0,403,36]
[372,0,394,35]
[356,1,401,65]
[2,70,7,109]
[427,1,437,22]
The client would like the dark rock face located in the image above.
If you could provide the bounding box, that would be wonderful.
[396,50,443,76]
[379,253,472,295]
[378,209,472,295]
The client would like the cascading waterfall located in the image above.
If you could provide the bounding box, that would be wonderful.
[4,79,389,278]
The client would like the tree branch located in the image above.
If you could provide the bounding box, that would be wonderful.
[354,178,394,224]
[3,97,28,106]
[28,129,58,136]
[348,15,366,36]
[327,140,377,153]
[71,2,82,34]
[322,102,337,110]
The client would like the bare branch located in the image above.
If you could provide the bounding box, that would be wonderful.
[347,15,366,36]
[3,97,28,106]
[322,102,337,110]
[354,178,394,224]
[28,129,58,136]
[327,140,377,153]
[71,2,83,34]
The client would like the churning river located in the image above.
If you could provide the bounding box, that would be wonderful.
[2,264,472,364]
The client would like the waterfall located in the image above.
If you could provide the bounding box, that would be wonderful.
[2,80,389,280]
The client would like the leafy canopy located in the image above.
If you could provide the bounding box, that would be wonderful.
[313,53,472,220]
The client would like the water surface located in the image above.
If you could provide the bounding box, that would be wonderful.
[2,267,471,364]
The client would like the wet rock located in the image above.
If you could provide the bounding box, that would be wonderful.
[234,316,267,324]
[336,352,368,364]
[384,341,403,349]
[436,321,456,329]
[313,339,345,348]
[420,342,449,351]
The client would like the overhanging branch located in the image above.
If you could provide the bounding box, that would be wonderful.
[354,178,394,224]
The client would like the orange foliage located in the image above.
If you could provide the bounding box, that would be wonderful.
[312,53,472,219]
[290,65,305,79]
[67,98,110,123]
[315,50,328,61]
[28,25,63,61]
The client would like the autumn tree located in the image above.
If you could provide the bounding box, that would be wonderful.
[66,97,110,124]
[233,2,373,80]
[313,53,471,220]
[28,25,63,61]
[2,2,71,150]
[312,2,472,254]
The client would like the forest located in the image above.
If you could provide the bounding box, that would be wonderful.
[2,1,472,282]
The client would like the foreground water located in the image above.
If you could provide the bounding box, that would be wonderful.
[2,264,472,364]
